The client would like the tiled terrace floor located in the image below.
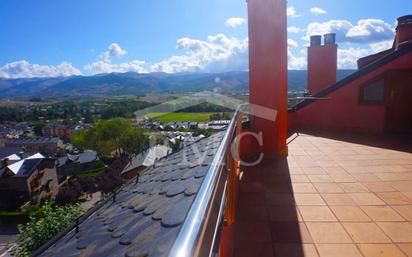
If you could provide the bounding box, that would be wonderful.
[234,133,412,257]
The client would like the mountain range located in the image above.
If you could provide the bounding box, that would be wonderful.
[0,70,356,99]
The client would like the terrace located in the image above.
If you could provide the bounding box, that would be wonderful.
[232,129,412,257]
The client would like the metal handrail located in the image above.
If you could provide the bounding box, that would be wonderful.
[168,107,241,257]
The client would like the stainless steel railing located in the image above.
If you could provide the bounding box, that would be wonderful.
[168,106,242,257]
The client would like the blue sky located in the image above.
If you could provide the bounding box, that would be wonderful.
[0,0,411,78]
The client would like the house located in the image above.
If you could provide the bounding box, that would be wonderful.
[43,124,72,140]
[56,151,101,183]
[289,15,412,134]
[189,122,198,129]
[0,146,25,160]
[121,145,171,179]
[5,137,62,155]
[0,153,59,210]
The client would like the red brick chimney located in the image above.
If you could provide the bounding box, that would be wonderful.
[395,15,412,49]
[307,33,337,94]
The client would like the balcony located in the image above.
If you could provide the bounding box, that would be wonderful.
[228,125,412,256]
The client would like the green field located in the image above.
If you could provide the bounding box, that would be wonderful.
[146,112,213,122]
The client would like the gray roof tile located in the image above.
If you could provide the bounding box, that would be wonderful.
[37,132,224,257]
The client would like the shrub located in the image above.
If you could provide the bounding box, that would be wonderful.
[10,201,85,257]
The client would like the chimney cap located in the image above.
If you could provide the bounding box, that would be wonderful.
[398,15,412,26]
[324,33,336,45]
[310,35,322,46]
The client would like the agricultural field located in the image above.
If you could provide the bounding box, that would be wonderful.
[146,112,213,122]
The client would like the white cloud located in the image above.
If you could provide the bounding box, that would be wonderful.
[346,19,395,43]
[0,60,82,79]
[287,7,302,18]
[150,34,248,73]
[306,19,395,44]
[310,7,327,16]
[85,42,148,74]
[288,26,302,34]
[100,43,127,61]
[225,17,246,28]
[288,39,299,48]
[338,47,371,69]
[288,49,306,69]
[306,19,353,42]
[369,40,393,52]
[84,60,147,74]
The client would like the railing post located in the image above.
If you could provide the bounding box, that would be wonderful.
[219,110,243,257]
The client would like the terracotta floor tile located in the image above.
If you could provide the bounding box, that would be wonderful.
[349,193,386,205]
[321,194,356,206]
[352,173,382,182]
[393,205,412,221]
[237,205,269,222]
[324,167,346,174]
[392,182,412,192]
[363,182,397,192]
[313,183,344,193]
[330,206,371,221]
[329,173,356,183]
[377,222,412,242]
[234,241,275,257]
[342,222,391,243]
[266,193,295,206]
[292,183,318,193]
[303,167,327,175]
[274,243,319,257]
[299,206,337,222]
[398,244,412,257]
[358,244,407,257]
[316,244,363,257]
[308,175,333,183]
[361,205,405,221]
[377,192,412,205]
[290,175,310,183]
[271,222,313,243]
[235,221,272,242]
[239,180,266,193]
[306,223,352,243]
[268,206,302,222]
[294,194,326,206]
[238,192,267,206]
[376,172,411,182]
[403,192,412,201]
[339,182,369,193]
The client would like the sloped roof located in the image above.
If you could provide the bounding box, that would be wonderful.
[121,145,171,175]
[37,132,224,257]
[5,137,60,145]
[57,151,99,167]
[142,145,171,167]
[27,153,45,159]
[0,147,23,160]
[5,153,45,176]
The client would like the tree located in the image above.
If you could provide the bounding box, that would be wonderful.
[71,118,148,157]
[119,127,149,156]
[71,130,89,150]
[10,201,85,257]
[169,138,182,153]
[33,121,45,136]
[84,110,94,124]
[62,118,72,126]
